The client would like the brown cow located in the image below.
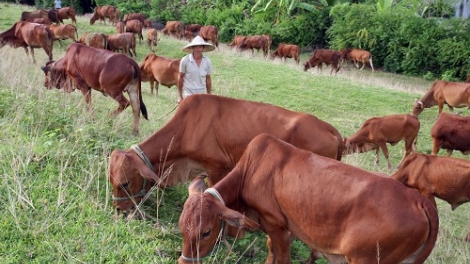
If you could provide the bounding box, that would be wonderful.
[183,30,194,41]
[239,35,268,57]
[107,33,136,58]
[41,43,148,135]
[49,24,78,47]
[143,19,152,29]
[199,25,219,48]
[343,114,420,170]
[340,48,375,72]
[79,32,108,49]
[20,9,48,21]
[392,153,470,210]
[115,21,125,33]
[123,13,146,24]
[262,34,272,51]
[412,80,470,116]
[90,5,118,25]
[430,112,470,156]
[146,28,158,53]
[47,9,61,24]
[0,21,53,64]
[56,7,77,24]
[228,35,246,50]
[125,19,143,44]
[108,94,343,218]
[139,53,180,95]
[303,49,341,75]
[178,133,438,264]
[185,24,202,35]
[270,43,300,64]
[25,18,53,25]
[162,21,184,39]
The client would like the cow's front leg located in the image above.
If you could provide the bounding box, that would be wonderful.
[79,87,93,113]
[265,229,292,264]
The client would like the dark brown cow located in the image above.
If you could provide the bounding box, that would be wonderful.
[108,94,343,218]
[198,25,219,48]
[47,9,61,24]
[139,53,180,95]
[90,5,118,25]
[228,35,245,50]
[25,18,53,25]
[125,19,143,44]
[392,153,470,210]
[115,21,125,33]
[262,34,272,51]
[343,114,420,170]
[178,133,438,264]
[56,7,77,24]
[183,30,194,41]
[143,19,152,29]
[107,33,136,58]
[146,28,158,53]
[270,43,300,64]
[185,24,202,35]
[79,32,108,49]
[20,9,48,21]
[340,48,375,72]
[304,49,341,75]
[0,21,53,64]
[412,80,470,116]
[162,21,184,39]
[239,35,268,57]
[430,112,470,156]
[49,24,78,47]
[123,13,146,24]
[41,43,147,135]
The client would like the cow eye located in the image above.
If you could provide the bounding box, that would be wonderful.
[120,182,130,189]
[201,230,211,239]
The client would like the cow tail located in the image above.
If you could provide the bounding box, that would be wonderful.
[45,27,54,61]
[412,200,439,264]
[74,25,78,40]
[369,55,375,72]
[134,64,148,120]
[336,134,344,161]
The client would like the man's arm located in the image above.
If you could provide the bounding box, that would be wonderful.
[206,75,211,94]
[177,72,185,103]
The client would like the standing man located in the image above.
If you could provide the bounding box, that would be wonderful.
[178,35,215,103]
[54,0,62,9]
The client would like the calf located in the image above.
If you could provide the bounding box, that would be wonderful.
[49,24,77,47]
[139,53,180,95]
[228,35,245,50]
[303,49,341,75]
[430,112,470,156]
[343,114,420,169]
[125,19,143,44]
[239,35,268,57]
[199,25,219,48]
[107,33,136,58]
[340,48,375,72]
[179,133,438,264]
[163,21,184,39]
[79,32,108,49]
[270,43,300,64]
[56,7,77,24]
[115,21,125,33]
[146,28,158,53]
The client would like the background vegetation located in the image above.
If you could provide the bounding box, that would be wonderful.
[0,2,469,263]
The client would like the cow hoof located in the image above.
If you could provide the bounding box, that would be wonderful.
[464,233,470,242]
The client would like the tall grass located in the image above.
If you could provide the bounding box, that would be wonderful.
[0,3,468,263]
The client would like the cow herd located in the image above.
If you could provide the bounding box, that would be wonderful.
[2,5,470,263]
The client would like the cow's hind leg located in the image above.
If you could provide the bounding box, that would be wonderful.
[29,46,36,64]
[378,143,392,170]
[125,80,142,135]
[110,92,130,118]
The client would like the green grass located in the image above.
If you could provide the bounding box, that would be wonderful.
[0,3,469,263]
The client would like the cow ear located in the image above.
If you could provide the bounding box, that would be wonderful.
[137,165,161,183]
[219,207,260,231]
[188,176,207,195]
[41,66,49,74]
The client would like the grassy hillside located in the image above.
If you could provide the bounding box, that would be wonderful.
[0,3,468,263]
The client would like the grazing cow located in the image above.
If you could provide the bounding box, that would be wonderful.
[123,13,146,24]
[108,94,343,218]
[107,33,136,58]
[178,133,438,264]
[146,28,158,53]
[340,48,375,72]
[49,24,78,47]
[115,21,125,33]
[162,21,184,39]
[239,35,268,57]
[303,49,341,75]
[343,114,420,170]
[392,153,470,210]
[90,5,118,25]
[412,80,470,116]
[139,53,180,95]
[185,24,201,35]
[20,9,48,21]
[79,32,108,49]
[41,43,147,135]
[183,30,194,41]
[270,43,300,64]
[56,7,77,24]
[228,35,246,50]
[143,19,152,29]
[25,17,53,25]
[0,21,53,64]
[198,25,219,48]
[125,19,143,44]
[430,112,470,156]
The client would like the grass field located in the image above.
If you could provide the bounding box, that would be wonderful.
[0,3,468,263]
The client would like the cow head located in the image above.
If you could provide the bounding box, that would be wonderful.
[412,99,424,116]
[89,15,97,25]
[178,177,259,263]
[303,60,312,71]
[41,59,72,92]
